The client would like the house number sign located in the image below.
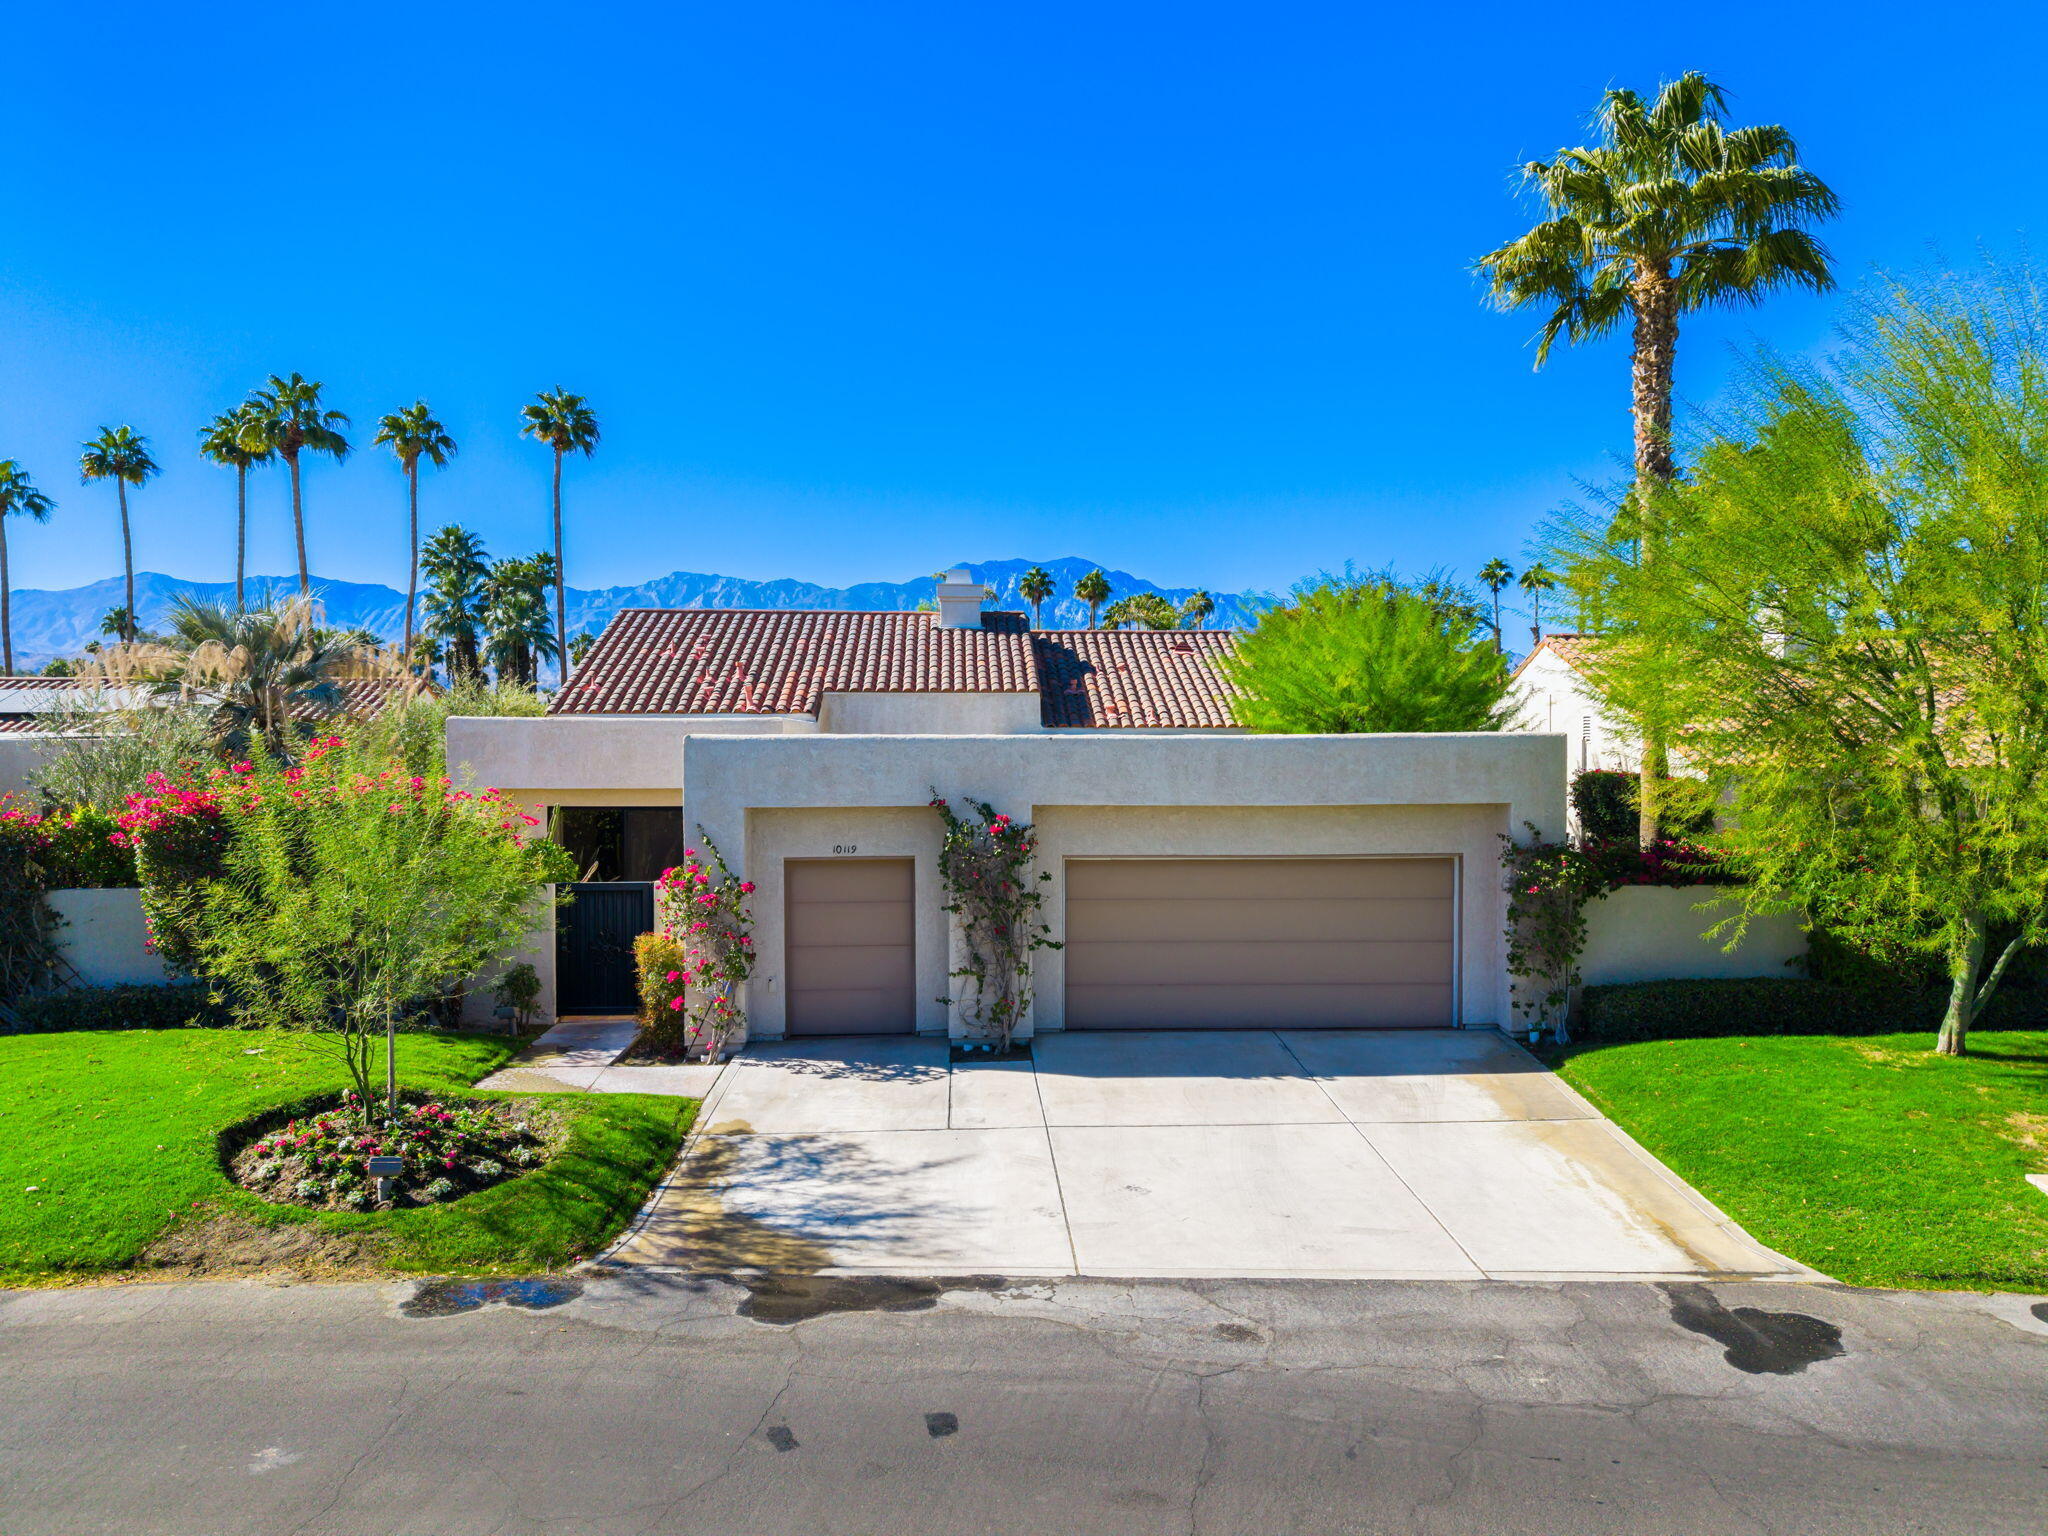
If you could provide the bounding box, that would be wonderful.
[832,845,859,855]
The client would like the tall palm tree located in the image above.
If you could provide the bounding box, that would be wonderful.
[1477,558,1515,651]
[1478,72,1837,846]
[79,426,160,641]
[1179,589,1216,629]
[0,462,55,674]
[245,373,351,596]
[518,389,599,676]
[420,524,491,683]
[483,553,561,688]
[372,402,458,663]
[1518,562,1558,649]
[1018,565,1055,629]
[199,403,274,611]
[1073,568,1112,628]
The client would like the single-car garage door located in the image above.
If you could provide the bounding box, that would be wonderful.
[785,858,916,1035]
[1064,857,1455,1029]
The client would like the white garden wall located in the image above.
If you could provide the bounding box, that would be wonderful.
[1580,885,1806,986]
[48,888,173,988]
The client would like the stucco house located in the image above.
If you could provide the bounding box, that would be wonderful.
[448,569,1566,1038]
[1501,634,1637,782]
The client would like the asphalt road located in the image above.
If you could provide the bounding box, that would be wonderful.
[2,1271,2045,1535]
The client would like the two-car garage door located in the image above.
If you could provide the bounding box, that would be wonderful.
[1064,857,1455,1029]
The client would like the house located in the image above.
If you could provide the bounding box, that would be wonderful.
[448,569,1566,1036]
[1502,633,1639,790]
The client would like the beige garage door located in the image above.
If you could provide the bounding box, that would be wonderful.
[1065,857,1455,1029]
[785,859,915,1035]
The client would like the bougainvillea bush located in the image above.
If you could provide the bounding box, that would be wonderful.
[117,737,572,1108]
[229,1089,559,1212]
[930,794,1058,1050]
[641,836,755,1059]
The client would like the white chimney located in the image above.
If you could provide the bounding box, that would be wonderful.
[935,567,984,629]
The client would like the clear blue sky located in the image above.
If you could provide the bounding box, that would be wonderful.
[2,2,2040,604]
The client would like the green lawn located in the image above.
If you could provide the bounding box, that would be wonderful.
[0,1028,694,1283]
[1554,1029,2048,1291]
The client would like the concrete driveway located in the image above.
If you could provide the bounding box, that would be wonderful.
[606,1029,1810,1281]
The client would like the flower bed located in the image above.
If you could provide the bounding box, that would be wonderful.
[226,1090,563,1212]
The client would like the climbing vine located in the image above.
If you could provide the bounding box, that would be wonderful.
[650,833,756,1060]
[930,793,1060,1051]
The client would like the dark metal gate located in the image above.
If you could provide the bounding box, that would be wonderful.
[556,882,655,1015]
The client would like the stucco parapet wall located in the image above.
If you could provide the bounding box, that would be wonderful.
[681,732,1567,826]
[446,713,815,793]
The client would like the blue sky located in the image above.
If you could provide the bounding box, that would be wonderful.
[2,2,2041,607]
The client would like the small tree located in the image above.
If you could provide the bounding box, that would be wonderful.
[1220,574,1510,734]
[133,740,569,1108]
[1562,260,2048,1055]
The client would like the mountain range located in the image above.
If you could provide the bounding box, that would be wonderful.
[5,558,1258,666]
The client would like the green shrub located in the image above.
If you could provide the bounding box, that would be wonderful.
[1578,976,2048,1043]
[6,983,221,1035]
[634,931,690,1052]
[1570,769,1716,841]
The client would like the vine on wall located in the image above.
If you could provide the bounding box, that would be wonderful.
[649,833,756,1060]
[930,793,1060,1051]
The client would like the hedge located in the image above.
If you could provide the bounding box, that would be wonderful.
[1578,976,2048,1043]
[4,983,224,1035]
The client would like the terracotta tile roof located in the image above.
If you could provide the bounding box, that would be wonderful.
[1509,632,1599,682]
[1031,630,1241,728]
[550,609,1041,717]
[289,677,431,722]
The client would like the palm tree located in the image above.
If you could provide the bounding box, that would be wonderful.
[199,404,274,610]
[1179,590,1216,629]
[372,402,458,663]
[483,553,561,688]
[1477,559,1515,651]
[1018,565,1055,629]
[1478,73,1837,846]
[245,373,351,596]
[79,426,160,641]
[1518,562,1558,649]
[1073,568,1112,628]
[1102,593,1181,630]
[518,390,599,677]
[420,525,491,683]
[0,462,55,674]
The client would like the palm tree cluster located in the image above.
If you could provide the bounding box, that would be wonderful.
[419,525,560,687]
[0,384,598,683]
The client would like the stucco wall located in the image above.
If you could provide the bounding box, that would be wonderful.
[48,887,171,988]
[685,732,1566,1041]
[0,737,59,797]
[1580,885,1806,986]
[818,691,1045,735]
[1504,648,1638,786]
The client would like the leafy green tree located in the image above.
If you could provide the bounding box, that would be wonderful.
[1477,559,1514,650]
[1101,592,1181,630]
[421,525,491,682]
[1220,575,1510,734]
[245,374,351,595]
[165,739,569,1112]
[0,462,55,674]
[519,390,599,675]
[1517,562,1558,648]
[372,402,458,662]
[199,404,273,610]
[1479,72,1838,847]
[1179,589,1216,629]
[483,553,560,687]
[79,426,159,640]
[1561,262,2048,1056]
[1018,565,1055,628]
[1073,568,1112,628]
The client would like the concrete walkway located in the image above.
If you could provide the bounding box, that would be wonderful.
[604,1029,1813,1282]
[474,1016,725,1098]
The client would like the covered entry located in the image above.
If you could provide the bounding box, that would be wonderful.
[1064,857,1456,1029]
[784,858,916,1035]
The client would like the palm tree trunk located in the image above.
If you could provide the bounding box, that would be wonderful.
[404,463,419,663]
[551,447,566,683]
[1630,262,1680,851]
[1,516,12,676]
[1491,592,1503,652]
[235,463,247,611]
[118,482,135,642]
[288,451,309,596]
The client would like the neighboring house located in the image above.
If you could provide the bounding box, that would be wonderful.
[449,568,1566,1037]
[1503,634,1638,779]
